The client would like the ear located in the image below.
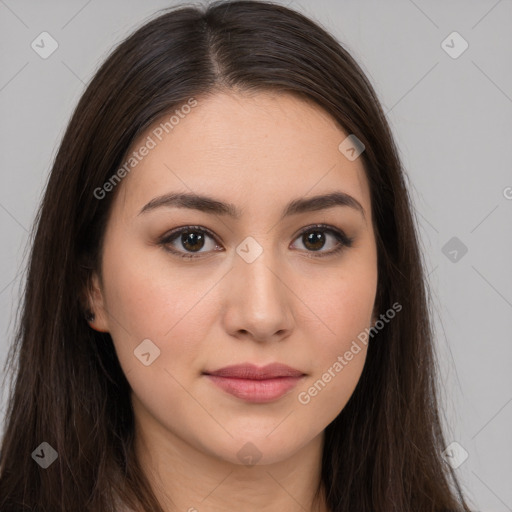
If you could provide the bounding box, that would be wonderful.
[370,302,379,327]
[84,272,110,333]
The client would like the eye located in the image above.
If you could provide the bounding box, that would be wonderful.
[290,224,354,258]
[158,224,353,260]
[159,226,222,260]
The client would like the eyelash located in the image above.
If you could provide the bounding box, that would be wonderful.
[158,224,354,260]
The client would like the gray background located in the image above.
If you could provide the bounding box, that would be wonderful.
[1,0,511,510]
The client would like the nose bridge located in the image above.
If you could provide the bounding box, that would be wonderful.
[235,235,284,306]
[223,234,292,339]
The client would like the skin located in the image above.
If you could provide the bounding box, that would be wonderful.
[88,90,378,512]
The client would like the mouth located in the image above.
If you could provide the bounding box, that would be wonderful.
[203,363,306,403]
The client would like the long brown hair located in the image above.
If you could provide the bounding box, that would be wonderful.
[0,1,473,510]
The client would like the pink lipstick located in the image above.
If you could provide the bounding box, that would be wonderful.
[203,363,305,403]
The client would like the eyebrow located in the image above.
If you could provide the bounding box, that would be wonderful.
[139,191,366,221]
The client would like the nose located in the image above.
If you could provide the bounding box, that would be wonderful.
[221,242,294,343]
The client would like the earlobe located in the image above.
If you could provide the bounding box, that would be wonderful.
[370,298,381,327]
[85,273,110,333]
[370,308,377,328]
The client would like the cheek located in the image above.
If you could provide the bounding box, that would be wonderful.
[99,240,216,377]
[295,344,368,432]
[99,251,215,430]
[293,258,377,424]
[305,253,377,346]
[293,289,372,432]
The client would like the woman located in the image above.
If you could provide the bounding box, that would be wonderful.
[0,1,473,510]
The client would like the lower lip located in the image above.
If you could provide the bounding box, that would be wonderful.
[205,375,304,403]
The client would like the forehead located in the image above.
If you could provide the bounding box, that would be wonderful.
[115,91,371,219]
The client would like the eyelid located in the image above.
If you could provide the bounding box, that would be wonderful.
[158,225,223,258]
[158,223,353,259]
[292,223,353,246]
[160,224,220,243]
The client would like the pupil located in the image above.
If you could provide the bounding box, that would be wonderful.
[304,231,325,251]
[182,232,204,251]
[180,231,326,253]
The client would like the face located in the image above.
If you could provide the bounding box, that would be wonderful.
[89,91,378,466]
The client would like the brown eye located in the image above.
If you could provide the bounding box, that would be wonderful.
[159,224,353,261]
[302,231,327,251]
[160,226,221,259]
[180,231,206,252]
[291,225,353,258]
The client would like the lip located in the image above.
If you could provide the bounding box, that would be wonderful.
[203,363,306,403]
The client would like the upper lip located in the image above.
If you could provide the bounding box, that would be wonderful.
[204,363,305,380]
